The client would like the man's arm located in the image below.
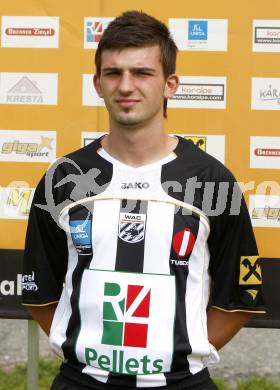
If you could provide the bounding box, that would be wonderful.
[207,307,252,350]
[26,303,58,336]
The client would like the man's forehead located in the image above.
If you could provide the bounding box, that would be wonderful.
[100,45,162,68]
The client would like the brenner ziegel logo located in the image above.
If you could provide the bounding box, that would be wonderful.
[1,16,59,48]
[102,282,151,348]
[255,148,280,156]
[250,136,280,169]
[6,28,54,36]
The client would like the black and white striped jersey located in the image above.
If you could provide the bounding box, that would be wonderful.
[22,136,264,388]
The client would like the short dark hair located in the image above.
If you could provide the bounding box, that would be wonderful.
[95,11,178,117]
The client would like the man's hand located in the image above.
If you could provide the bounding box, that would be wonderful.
[207,307,252,350]
[26,303,58,336]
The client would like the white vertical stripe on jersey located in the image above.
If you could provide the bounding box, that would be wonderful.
[179,230,191,256]
[142,201,174,275]
[136,373,167,388]
[185,220,212,374]
[49,212,78,359]
[89,199,120,271]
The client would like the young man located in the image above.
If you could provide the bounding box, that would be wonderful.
[22,11,264,390]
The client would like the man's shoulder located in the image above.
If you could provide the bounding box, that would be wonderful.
[170,136,235,183]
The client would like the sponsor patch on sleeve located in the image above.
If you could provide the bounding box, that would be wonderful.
[239,256,262,285]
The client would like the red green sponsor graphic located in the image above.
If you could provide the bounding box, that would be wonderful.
[172,228,196,257]
[102,283,151,348]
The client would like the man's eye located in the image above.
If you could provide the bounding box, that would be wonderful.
[104,71,120,76]
[137,71,152,76]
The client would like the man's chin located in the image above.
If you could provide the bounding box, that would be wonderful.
[116,114,142,127]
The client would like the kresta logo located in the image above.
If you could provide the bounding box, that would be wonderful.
[84,281,164,374]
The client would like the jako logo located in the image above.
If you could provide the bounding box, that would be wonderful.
[121,182,150,189]
[188,20,208,41]
[102,282,151,348]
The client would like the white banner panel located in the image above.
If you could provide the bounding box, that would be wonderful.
[0,187,35,219]
[0,130,56,162]
[169,18,228,51]
[168,76,226,109]
[1,16,59,48]
[82,74,105,107]
[253,20,280,52]
[249,195,280,228]
[250,136,280,169]
[251,78,280,110]
[84,17,114,49]
[0,73,58,105]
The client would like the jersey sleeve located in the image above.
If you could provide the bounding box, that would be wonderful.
[208,169,265,313]
[22,174,68,306]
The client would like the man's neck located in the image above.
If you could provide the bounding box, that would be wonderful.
[101,124,177,168]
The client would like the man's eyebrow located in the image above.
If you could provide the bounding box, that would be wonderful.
[102,66,156,73]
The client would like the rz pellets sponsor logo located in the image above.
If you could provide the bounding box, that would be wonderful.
[84,17,113,49]
[102,282,151,348]
[84,282,163,374]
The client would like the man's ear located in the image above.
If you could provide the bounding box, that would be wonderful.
[93,74,103,98]
[164,74,179,99]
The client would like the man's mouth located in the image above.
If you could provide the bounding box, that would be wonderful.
[115,99,140,108]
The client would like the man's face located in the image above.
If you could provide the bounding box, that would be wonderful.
[94,45,178,128]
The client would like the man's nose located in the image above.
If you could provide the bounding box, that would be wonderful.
[118,72,134,94]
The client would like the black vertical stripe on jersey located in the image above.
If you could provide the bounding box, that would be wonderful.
[114,199,148,273]
[165,209,200,385]
[62,203,93,364]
